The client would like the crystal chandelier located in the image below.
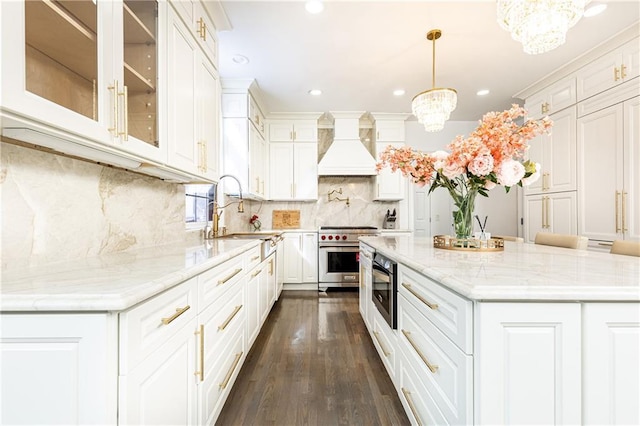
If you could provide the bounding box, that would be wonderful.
[412,29,457,132]
[497,0,588,55]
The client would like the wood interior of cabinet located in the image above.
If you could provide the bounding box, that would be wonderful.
[26,45,96,120]
[25,0,97,83]
[123,1,158,146]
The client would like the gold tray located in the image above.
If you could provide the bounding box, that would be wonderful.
[433,235,505,252]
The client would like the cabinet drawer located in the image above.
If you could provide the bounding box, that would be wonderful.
[398,294,473,425]
[371,307,397,381]
[198,254,245,310]
[198,323,245,425]
[398,265,473,353]
[200,278,245,355]
[398,350,448,426]
[245,246,262,271]
[119,277,198,374]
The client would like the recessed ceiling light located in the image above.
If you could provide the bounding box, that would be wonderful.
[231,55,249,65]
[305,1,324,14]
[308,89,322,96]
[477,89,490,96]
[584,2,607,18]
[393,89,406,96]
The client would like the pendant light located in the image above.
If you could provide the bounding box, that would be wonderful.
[497,0,588,55]
[411,29,457,132]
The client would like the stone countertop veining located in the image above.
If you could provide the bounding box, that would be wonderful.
[360,236,640,302]
[0,239,261,312]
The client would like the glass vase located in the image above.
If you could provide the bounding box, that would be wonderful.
[451,188,477,240]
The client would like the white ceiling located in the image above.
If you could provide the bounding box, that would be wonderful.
[216,1,640,121]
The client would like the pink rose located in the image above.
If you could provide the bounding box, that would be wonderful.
[496,159,525,187]
[468,153,494,177]
[442,160,465,179]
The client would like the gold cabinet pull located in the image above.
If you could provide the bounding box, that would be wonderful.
[615,191,621,233]
[161,305,191,325]
[269,259,274,275]
[401,283,438,310]
[293,130,297,140]
[621,64,627,79]
[614,67,621,81]
[219,352,243,390]
[541,196,546,229]
[622,191,628,232]
[598,242,614,247]
[194,324,204,381]
[108,80,119,135]
[218,268,243,286]
[218,305,242,331]
[401,388,423,426]
[251,269,261,278]
[542,172,549,191]
[117,85,129,141]
[197,17,205,40]
[289,130,293,140]
[402,329,438,373]
[251,255,260,262]
[372,331,390,357]
[545,196,550,229]
[255,177,260,192]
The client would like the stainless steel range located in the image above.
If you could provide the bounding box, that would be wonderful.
[318,226,379,291]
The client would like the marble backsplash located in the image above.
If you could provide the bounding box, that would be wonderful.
[1,142,190,269]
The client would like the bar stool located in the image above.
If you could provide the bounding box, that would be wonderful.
[534,232,588,250]
[610,240,640,257]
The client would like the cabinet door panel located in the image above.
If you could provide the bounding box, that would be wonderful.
[524,195,545,242]
[198,57,220,180]
[282,234,302,283]
[577,104,624,241]
[583,303,640,425]
[293,122,318,141]
[547,107,577,192]
[476,303,581,425]
[294,144,318,199]
[577,49,622,101]
[302,233,318,283]
[269,144,294,199]
[269,122,294,142]
[549,192,577,235]
[623,97,640,241]
[1,314,113,425]
[166,8,198,173]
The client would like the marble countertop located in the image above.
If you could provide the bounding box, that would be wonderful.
[1,239,261,312]
[360,236,640,302]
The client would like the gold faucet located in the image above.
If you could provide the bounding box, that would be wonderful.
[327,187,350,206]
[204,174,245,239]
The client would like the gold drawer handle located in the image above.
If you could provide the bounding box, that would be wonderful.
[250,255,260,262]
[218,305,242,331]
[402,329,438,373]
[194,324,204,381]
[401,388,423,426]
[218,268,243,286]
[161,305,190,325]
[251,269,261,278]
[372,331,390,357]
[401,283,438,310]
[219,351,243,390]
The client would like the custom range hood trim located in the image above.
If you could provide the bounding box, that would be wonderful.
[317,111,378,176]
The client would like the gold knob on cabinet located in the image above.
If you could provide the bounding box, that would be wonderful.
[614,67,621,81]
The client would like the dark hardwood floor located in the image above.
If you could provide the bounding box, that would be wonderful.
[216,290,410,426]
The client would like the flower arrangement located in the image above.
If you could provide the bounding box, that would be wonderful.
[377,104,552,239]
[249,214,261,231]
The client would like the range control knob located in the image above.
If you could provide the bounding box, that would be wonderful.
[335,235,340,240]
[321,235,326,240]
[328,235,333,240]
[342,235,348,240]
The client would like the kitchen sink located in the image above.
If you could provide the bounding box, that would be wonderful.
[219,232,283,260]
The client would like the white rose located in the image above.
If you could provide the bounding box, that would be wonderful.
[468,153,494,177]
[496,159,525,187]
[431,150,449,171]
[442,161,464,179]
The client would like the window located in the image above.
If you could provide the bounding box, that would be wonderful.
[185,184,215,224]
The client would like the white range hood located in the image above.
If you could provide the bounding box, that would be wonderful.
[317,112,377,176]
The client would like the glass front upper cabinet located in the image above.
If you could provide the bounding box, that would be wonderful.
[122,0,158,147]
[25,0,98,120]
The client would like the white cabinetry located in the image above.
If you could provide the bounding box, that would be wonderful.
[222,92,265,137]
[372,115,409,201]
[523,191,578,242]
[269,142,318,200]
[359,244,374,330]
[578,95,639,242]
[583,303,640,425]
[166,4,219,180]
[524,76,576,119]
[269,120,317,142]
[1,313,116,425]
[282,232,318,284]
[577,38,640,102]
[476,303,582,425]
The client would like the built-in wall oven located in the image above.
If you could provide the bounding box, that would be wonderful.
[318,226,379,291]
[372,251,398,329]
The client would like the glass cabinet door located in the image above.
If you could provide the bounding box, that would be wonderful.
[122,0,158,147]
[24,0,98,120]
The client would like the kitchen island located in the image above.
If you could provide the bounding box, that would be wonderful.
[1,237,277,425]
[359,235,639,425]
